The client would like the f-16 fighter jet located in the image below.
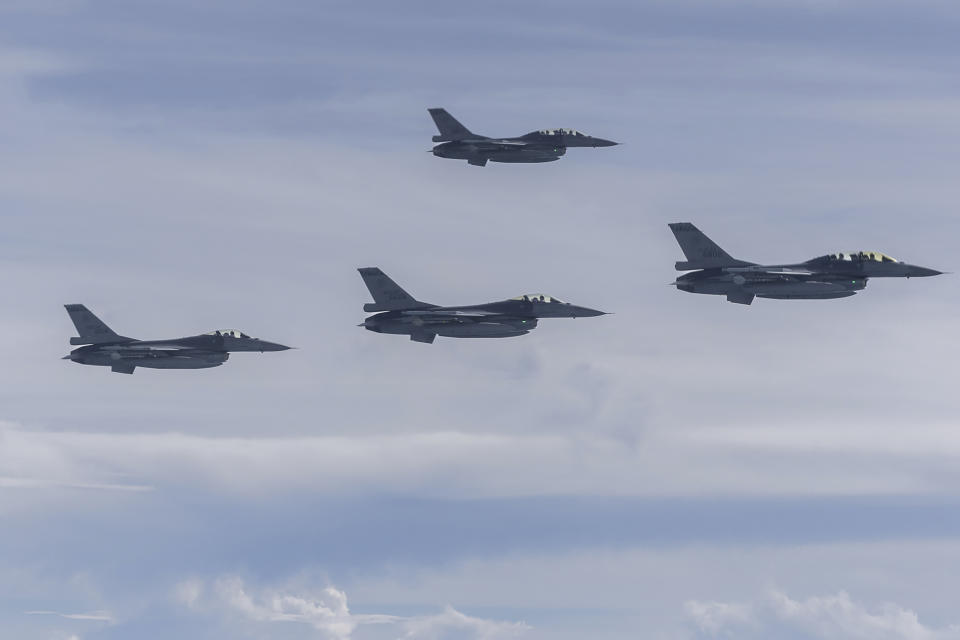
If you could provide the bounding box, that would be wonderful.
[63,304,291,374]
[428,107,618,167]
[668,223,943,305]
[358,267,606,343]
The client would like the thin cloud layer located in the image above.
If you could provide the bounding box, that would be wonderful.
[6,419,960,501]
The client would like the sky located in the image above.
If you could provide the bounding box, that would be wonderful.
[1,1,960,639]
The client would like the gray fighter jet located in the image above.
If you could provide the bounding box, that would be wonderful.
[63,304,291,374]
[358,268,606,343]
[668,223,943,305]
[428,108,618,167]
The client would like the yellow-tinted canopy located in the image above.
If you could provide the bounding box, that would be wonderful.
[510,294,566,303]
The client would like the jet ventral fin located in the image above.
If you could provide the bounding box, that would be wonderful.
[111,363,136,374]
[410,332,436,344]
[428,107,476,142]
[726,289,755,305]
[64,304,135,345]
[669,222,753,270]
[358,268,434,312]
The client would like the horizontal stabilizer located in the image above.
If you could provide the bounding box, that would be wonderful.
[65,304,135,345]
[410,332,436,344]
[111,363,136,374]
[467,158,487,167]
[358,267,434,312]
[669,222,753,270]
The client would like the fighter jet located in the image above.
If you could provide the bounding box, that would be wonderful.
[358,267,606,343]
[428,107,618,167]
[63,304,291,374]
[669,222,943,305]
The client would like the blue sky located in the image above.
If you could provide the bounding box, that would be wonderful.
[2,1,960,639]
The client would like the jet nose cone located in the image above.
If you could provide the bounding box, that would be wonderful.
[571,305,607,317]
[907,265,943,277]
[259,341,292,352]
[592,138,618,147]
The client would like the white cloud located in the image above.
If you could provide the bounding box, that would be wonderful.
[174,578,205,609]
[400,606,529,640]
[685,590,960,639]
[24,609,114,623]
[685,600,754,636]
[177,576,528,640]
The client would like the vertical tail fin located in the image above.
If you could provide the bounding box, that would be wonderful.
[64,304,134,345]
[428,108,476,142]
[668,222,752,270]
[358,268,434,312]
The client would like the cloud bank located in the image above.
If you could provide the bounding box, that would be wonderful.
[6,418,960,503]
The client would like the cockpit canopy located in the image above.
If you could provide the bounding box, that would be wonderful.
[510,294,566,303]
[821,251,900,263]
[533,128,585,137]
[205,329,251,339]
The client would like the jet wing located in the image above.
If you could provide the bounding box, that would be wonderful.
[725,266,816,276]
[471,140,530,151]
[402,309,525,328]
[101,345,220,359]
[404,309,499,317]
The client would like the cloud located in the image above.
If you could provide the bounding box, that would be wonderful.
[176,576,528,640]
[686,590,960,639]
[24,609,114,622]
[173,578,204,609]
[8,416,960,506]
[684,600,754,636]
[0,48,74,77]
[399,606,529,640]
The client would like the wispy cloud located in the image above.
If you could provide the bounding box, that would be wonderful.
[686,589,960,639]
[0,476,152,492]
[177,576,528,640]
[25,608,114,623]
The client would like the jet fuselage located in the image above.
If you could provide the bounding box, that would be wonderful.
[65,332,290,373]
[668,223,943,305]
[364,297,605,341]
[63,305,290,374]
[357,268,605,343]
[427,108,617,166]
